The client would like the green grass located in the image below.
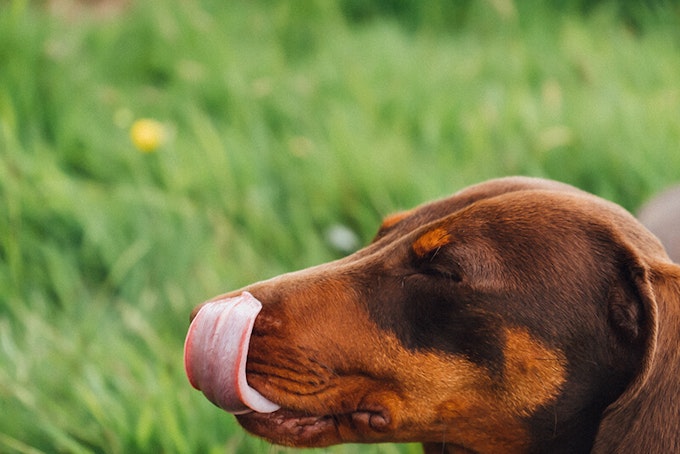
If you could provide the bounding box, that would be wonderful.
[1,0,680,452]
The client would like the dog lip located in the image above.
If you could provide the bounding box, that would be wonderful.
[240,408,333,428]
[236,405,392,444]
[236,409,336,444]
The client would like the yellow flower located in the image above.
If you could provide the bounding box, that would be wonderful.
[130,118,166,152]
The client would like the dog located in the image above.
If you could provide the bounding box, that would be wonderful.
[638,184,680,264]
[185,176,680,453]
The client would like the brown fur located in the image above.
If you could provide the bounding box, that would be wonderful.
[192,177,680,453]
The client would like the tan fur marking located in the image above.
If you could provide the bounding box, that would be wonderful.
[380,326,565,451]
[413,227,452,257]
[380,210,413,231]
[501,328,567,416]
[414,327,565,452]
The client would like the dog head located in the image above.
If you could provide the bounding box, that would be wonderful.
[185,177,680,453]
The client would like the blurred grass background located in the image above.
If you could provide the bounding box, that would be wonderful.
[1,0,679,452]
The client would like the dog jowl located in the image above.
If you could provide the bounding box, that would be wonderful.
[185,177,680,454]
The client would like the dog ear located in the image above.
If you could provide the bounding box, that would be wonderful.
[594,260,680,452]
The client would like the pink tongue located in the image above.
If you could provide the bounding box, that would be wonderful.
[184,292,280,414]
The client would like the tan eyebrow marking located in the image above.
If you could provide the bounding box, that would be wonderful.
[413,227,452,257]
[379,210,413,232]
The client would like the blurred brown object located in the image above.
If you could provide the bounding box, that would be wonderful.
[638,184,680,263]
